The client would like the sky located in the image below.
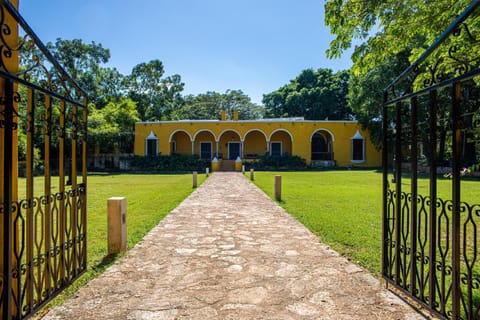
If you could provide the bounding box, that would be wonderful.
[19,0,354,105]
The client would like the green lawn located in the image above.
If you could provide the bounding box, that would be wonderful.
[22,173,206,315]
[250,170,479,274]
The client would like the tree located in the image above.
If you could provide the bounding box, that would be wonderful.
[48,38,119,108]
[348,50,411,149]
[324,0,472,75]
[126,60,184,121]
[88,98,140,153]
[20,38,125,109]
[171,90,264,120]
[263,68,351,120]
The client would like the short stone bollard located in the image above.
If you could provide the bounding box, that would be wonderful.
[107,197,127,255]
[206,167,209,177]
[242,165,245,174]
[193,171,198,188]
[250,168,254,181]
[274,175,282,201]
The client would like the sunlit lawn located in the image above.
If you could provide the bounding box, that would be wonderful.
[250,170,479,274]
[19,173,206,315]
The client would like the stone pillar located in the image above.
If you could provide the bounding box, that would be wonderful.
[192,171,198,188]
[108,197,127,255]
[250,168,254,181]
[191,140,195,156]
[274,175,282,201]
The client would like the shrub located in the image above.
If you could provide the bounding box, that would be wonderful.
[244,153,307,170]
[130,154,211,172]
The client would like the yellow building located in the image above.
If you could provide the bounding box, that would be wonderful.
[134,113,381,168]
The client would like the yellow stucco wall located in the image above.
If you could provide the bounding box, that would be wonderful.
[134,120,382,167]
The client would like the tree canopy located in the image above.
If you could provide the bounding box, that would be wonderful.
[126,59,184,121]
[173,90,264,120]
[263,68,351,120]
[324,0,472,75]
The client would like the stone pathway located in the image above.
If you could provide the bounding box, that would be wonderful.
[43,172,430,320]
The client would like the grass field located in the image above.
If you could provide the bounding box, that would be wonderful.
[19,173,206,314]
[250,170,479,274]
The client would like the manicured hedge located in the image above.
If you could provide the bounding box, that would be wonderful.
[243,153,307,170]
[130,155,211,172]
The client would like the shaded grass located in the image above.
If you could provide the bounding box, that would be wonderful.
[250,170,479,274]
[21,173,205,316]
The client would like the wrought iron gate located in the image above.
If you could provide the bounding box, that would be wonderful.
[0,1,88,319]
[382,1,480,319]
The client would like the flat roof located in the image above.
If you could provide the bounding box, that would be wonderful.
[136,118,357,124]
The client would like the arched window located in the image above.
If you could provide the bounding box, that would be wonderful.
[351,130,365,163]
[145,131,158,156]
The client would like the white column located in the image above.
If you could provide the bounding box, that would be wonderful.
[266,140,270,154]
[191,140,194,156]
[216,141,219,158]
[241,140,244,158]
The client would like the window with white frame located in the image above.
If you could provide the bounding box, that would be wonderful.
[351,130,365,163]
[270,142,282,157]
[145,131,158,156]
[200,142,212,159]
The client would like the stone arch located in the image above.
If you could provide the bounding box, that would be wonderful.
[193,130,217,159]
[170,130,193,155]
[193,129,217,142]
[244,129,268,159]
[243,128,268,141]
[218,129,242,160]
[169,129,192,142]
[310,128,335,142]
[311,129,334,161]
[269,129,293,156]
[269,128,293,142]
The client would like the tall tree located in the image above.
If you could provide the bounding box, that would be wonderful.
[48,38,119,108]
[172,90,264,120]
[126,59,184,121]
[263,68,351,120]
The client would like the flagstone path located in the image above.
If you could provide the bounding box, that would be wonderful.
[42,172,431,320]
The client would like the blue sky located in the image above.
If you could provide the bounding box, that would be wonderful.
[19,0,353,104]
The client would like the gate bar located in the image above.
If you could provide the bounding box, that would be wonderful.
[394,101,403,284]
[410,97,418,296]
[25,88,34,315]
[382,93,389,278]
[428,89,438,310]
[451,81,461,319]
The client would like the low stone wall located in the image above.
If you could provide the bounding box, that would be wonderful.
[400,162,480,177]
[311,160,336,168]
[88,153,134,171]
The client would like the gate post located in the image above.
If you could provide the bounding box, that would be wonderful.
[0,2,19,318]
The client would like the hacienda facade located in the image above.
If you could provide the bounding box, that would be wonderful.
[134,112,381,168]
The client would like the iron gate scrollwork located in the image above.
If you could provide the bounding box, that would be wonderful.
[0,1,88,319]
[383,1,480,319]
